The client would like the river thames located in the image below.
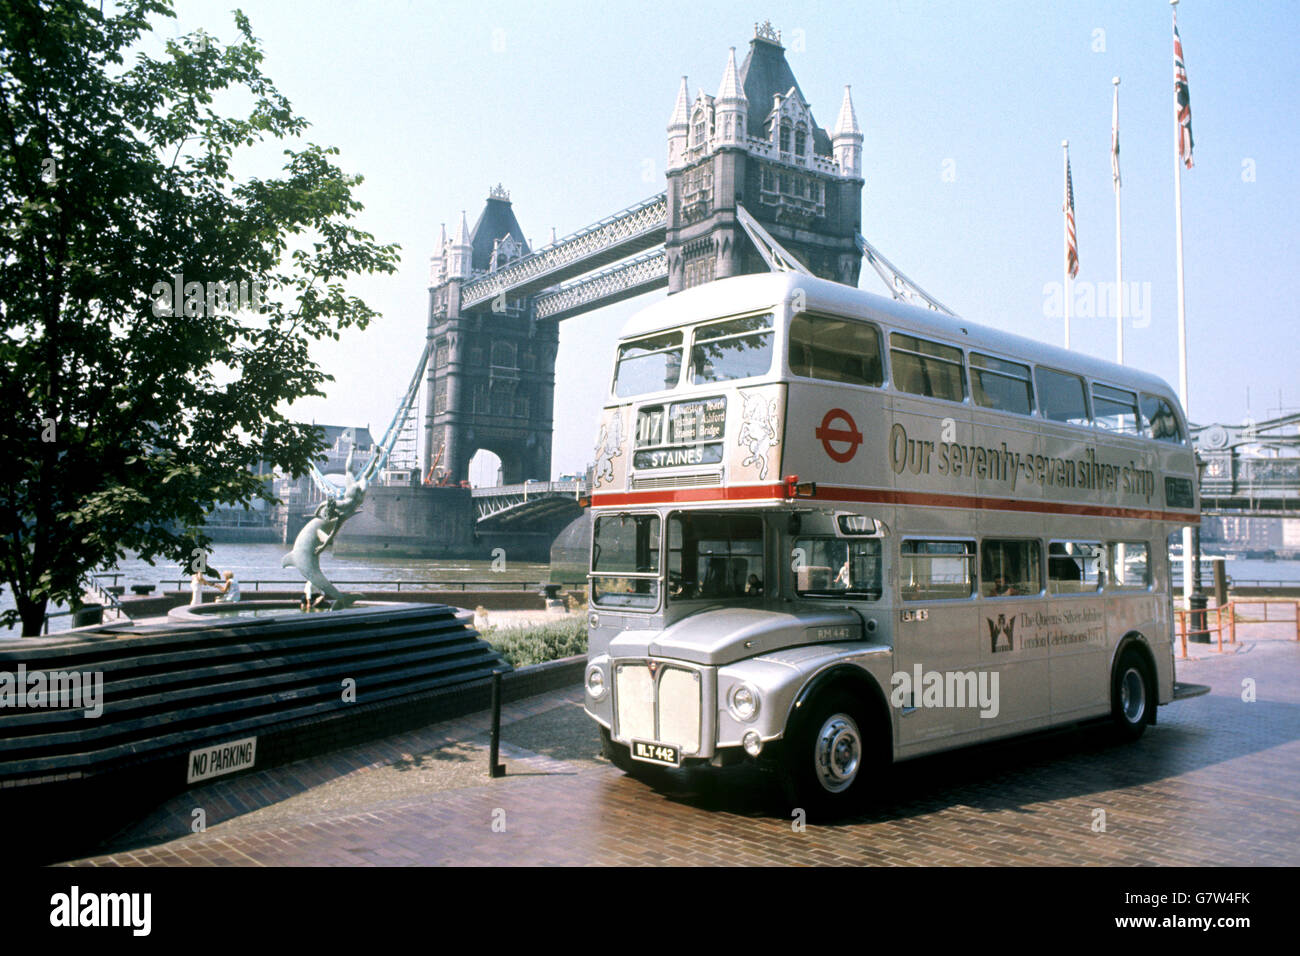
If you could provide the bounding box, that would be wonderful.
[1,543,553,636]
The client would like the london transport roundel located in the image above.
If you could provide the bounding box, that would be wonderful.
[815,408,863,463]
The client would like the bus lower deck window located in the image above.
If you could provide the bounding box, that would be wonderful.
[1048,541,1103,593]
[900,540,976,601]
[793,537,882,599]
[981,539,1042,597]
[1109,542,1151,588]
[668,512,763,601]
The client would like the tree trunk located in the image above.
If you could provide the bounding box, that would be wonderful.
[18,595,47,637]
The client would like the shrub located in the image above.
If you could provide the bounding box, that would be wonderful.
[481,617,588,668]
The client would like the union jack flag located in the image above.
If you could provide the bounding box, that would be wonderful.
[1174,12,1194,169]
[1064,155,1079,278]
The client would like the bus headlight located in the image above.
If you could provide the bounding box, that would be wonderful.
[586,664,607,700]
[728,683,761,722]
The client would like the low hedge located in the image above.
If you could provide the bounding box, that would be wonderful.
[481,617,588,668]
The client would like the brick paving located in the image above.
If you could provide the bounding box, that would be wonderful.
[59,627,1300,866]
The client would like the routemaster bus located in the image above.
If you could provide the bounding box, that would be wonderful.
[583,271,1207,815]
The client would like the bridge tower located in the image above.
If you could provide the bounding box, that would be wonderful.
[423,186,557,484]
[665,21,865,292]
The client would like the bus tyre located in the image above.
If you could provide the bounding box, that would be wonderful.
[1111,648,1154,741]
[783,691,873,819]
[599,726,636,774]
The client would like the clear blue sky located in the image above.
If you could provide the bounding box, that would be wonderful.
[165,0,1300,478]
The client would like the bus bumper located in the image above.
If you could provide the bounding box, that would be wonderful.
[1171,681,1211,701]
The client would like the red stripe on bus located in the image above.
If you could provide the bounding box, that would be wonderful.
[809,485,1199,523]
[590,484,788,507]
[590,483,1199,524]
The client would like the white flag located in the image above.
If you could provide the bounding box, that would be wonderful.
[1111,83,1121,191]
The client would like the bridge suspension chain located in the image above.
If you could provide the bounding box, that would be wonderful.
[855,233,956,316]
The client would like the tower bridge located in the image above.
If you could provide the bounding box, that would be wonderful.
[420,23,870,490]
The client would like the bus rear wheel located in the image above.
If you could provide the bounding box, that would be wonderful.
[782,691,875,819]
[1111,648,1154,741]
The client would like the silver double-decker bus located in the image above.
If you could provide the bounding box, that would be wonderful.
[583,272,1203,815]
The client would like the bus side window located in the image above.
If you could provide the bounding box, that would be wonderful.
[900,539,976,601]
[1037,368,1092,426]
[1048,541,1103,593]
[1140,393,1186,444]
[788,313,883,387]
[1109,541,1151,588]
[981,539,1042,596]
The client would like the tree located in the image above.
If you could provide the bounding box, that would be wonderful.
[0,1,400,634]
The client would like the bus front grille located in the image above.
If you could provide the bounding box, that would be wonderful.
[613,662,701,754]
[630,472,722,490]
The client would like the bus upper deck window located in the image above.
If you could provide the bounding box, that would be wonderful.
[1140,393,1186,444]
[1092,383,1141,435]
[889,333,966,403]
[690,314,774,384]
[789,313,883,386]
[1036,368,1091,426]
[613,332,683,398]
[970,353,1034,416]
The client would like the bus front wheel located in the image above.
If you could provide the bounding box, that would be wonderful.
[1111,648,1154,741]
[782,691,874,819]
[599,726,637,773]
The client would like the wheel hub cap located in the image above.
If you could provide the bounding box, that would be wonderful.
[1120,668,1145,722]
[814,714,861,793]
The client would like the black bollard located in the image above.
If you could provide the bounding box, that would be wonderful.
[489,671,506,778]
[1188,592,1210,644]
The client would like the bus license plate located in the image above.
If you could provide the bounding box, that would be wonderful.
[631,740,680,767]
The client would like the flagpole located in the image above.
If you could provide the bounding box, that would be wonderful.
[1063,139,1071,349]
[1114,77,1124,364]
[1172,0,1194,602]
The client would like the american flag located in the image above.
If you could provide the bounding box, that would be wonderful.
[1064,154,1079,278]
[1174,12,1194,169]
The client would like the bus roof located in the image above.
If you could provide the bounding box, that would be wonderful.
[618,273,1179,404]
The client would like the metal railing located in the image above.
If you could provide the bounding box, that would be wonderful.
[1174,602,1236,659]
[460,193,667,308]
[533,249,669,322]
[166,578,587,593]
[1174,599,1300,658]
[82,574,128,624]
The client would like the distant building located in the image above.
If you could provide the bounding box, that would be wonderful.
[271,423,377,513]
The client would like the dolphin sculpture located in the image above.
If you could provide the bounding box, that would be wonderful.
[281,447,376,610]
